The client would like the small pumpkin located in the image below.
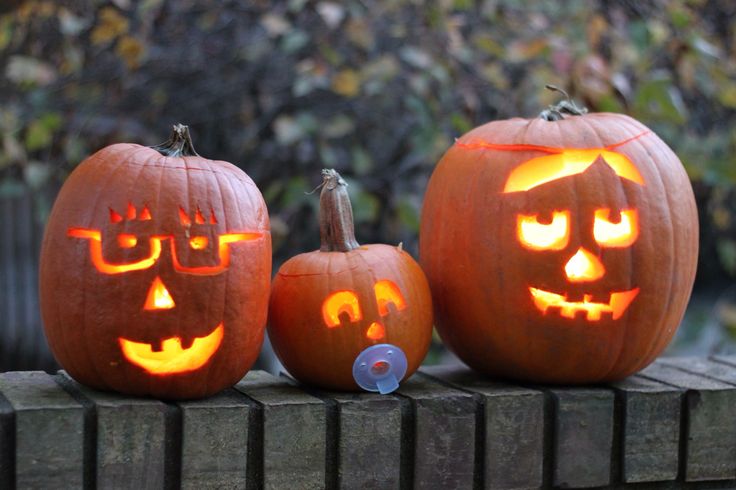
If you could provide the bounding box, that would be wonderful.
[420,88,699,384]
[40,124,271,399]
[268,169,432,393]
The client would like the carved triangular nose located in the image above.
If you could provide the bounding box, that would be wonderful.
[564,247,605,282]
[144,276,175,310]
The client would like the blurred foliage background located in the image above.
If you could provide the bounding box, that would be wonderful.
[1,0,736,369]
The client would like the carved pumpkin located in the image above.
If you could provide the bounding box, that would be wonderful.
[268,170,432,393]
[40,125,271,399]
[420,92,699,384]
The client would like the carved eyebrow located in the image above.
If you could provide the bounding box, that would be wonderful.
[502,150,645,193]
[453,130,651,193]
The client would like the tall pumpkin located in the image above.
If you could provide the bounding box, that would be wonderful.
[40,125,271,399]
[268,170,433,393]
[420,92,698,384]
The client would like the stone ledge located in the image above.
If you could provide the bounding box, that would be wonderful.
[1,357,736,489]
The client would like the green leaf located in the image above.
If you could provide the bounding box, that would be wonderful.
[717,240,736,275]
[322,114,355,139]
[319,143,338,167]
[397,196,420,232]
[25,113,62,151]
[351,146,372,176]
[5,56,57,86]
[280,176,310,207]
[450,112,472,134]
[280,30,309,54]
[633,77,687,124]
[351,189,380,224]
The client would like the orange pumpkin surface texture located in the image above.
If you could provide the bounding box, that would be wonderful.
[40,125,271,399]
[269,170,432,392]
[420,96,698,384]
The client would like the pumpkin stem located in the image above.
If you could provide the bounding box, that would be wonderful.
[319,169,360,252]
[539,84,588,121]
[151,124,200,157]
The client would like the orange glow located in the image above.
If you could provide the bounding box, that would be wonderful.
[374,280,407,316]
[503,149,645,193]
[139,205,152,220]
[69,228,262,275]
[322,291,362,327]
[517,210,570,251]
[110,208,123,223]
[594,209,639,247]
[209,210,218,224]
[564,247,605,282]
[195,208,206,224]
[119,323,224,375]
[144,276,175,310]
[189,236,209,250]
[371,360,390,375]
[366,322,385,340]
[68,228,162,274]
[117,234,138,248]
[126,202,137,220]
[170,232,262,275]
[179,207,191,225]
[529,287,640,321]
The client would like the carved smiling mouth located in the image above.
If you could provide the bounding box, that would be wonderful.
[118,323,224,375]
[529,287,640,321]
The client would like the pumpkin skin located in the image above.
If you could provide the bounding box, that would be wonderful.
[40,125,271,399]
[268,170,433,391]
[420,111,698,384]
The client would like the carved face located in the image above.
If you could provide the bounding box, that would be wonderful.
[67,202,261,375]
[40,140,271,399]
[420,114,699,383]
[321,279,407,341]
[267,244,433,391]
[503,150,644,323]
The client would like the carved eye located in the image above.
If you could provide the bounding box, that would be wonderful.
[374,280,407,316]
[517,210,570,250]
[594,209,639,247]
[189,236,208,250]
[117,234,138,248]
[322,291,362,328]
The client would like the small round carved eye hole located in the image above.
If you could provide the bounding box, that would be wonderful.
[189,236,209,250]
[517,210,570,251]
[117,234,138,248]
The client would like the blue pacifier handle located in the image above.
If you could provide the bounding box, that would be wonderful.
[352,344,408,394]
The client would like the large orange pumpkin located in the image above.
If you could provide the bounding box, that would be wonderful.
[420,94,698,384]
[269,170,433,393]
[40,125,271,399]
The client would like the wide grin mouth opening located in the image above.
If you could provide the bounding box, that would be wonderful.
[118,323,224,375]
[529,287,640,321]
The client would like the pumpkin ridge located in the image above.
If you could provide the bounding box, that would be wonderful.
[582,115,637,380]
[615,117,686,377]
[420,106,697,383]
[41,128,271,398]
[82,144,153,390]
[592,116,652,379]
[47,145,118,387]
